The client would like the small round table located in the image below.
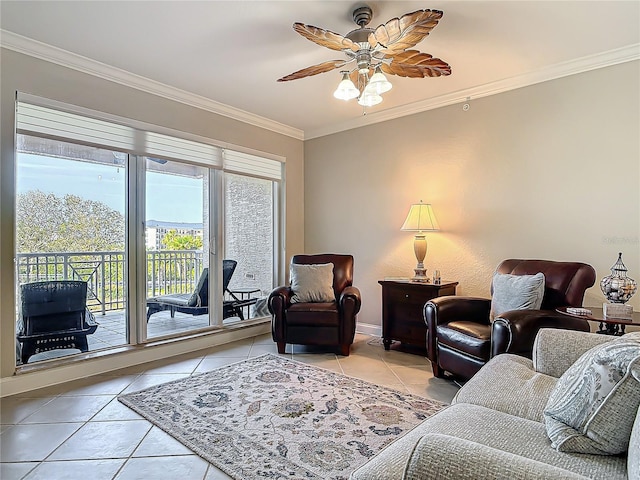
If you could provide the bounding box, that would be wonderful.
[556,306,640,336]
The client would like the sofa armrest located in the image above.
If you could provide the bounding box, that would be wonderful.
[403,434,590,480]
[532,328,613,378]
[267,286,293,315]
[491,309,590,358]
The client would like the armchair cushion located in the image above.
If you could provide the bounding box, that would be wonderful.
[290,262,335,303]
[544,332,640,455]
[490,272,545,321]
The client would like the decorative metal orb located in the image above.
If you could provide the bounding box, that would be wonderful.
[600,252,637,304]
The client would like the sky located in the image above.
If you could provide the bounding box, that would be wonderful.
[17,154,204,223]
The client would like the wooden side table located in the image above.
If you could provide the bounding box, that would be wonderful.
[379,279,458,351]
[557,306,640,336]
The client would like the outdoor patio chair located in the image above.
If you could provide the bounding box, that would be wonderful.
[146,260,258,322]
[16,280,98,364]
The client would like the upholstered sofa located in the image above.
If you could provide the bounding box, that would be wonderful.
[350,329,639,480]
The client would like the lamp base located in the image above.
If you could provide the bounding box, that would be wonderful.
[412,267,429,283]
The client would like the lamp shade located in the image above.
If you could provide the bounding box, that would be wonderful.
[401,202,440,232]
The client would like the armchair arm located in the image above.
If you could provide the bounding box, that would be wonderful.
[403,434,589,480]
[533,328,612,378]
[268,286,293,343]
[424,296,491,362]
[491,310,590,358]
[267,286,293,316]
[339,285,361,317]
[339,285,361,346]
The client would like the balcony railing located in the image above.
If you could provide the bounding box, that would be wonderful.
[16,250,204,315]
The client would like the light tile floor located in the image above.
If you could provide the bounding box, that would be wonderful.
[1,333,459,480]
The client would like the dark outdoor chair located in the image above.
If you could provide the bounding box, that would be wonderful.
[146,259,257,322]
[17,280,98,364]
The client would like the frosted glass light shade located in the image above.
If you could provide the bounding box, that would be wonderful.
[333,73,359,100]
[368,67,392,94]
[357,89,382,107]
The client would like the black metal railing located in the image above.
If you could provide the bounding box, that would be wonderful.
[16,250,204,315]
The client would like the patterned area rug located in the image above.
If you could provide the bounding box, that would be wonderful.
[118,353,446,480]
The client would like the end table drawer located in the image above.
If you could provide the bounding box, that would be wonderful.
[388,288,429,307]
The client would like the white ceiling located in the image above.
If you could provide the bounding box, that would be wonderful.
[1,1,639,139]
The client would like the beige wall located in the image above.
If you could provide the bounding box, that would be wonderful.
[305,61,640,331]
[0,49,304,391]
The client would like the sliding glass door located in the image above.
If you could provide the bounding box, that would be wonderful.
[144,158,211,339]
[224,173,275,321]
[15,135,128,364]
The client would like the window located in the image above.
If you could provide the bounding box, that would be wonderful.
[15,135,129,362]
[14,94,283,365]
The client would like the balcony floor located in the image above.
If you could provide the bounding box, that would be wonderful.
[24,308,255,364]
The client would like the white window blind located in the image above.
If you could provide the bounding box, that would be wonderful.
[146,132,222,167]
[16,102,135,152]
[223,149,283,181]
[16,97,222,168]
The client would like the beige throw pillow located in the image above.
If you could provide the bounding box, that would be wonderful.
[544,332,640,455]
[490,272,545,321]
[290,263,335,303]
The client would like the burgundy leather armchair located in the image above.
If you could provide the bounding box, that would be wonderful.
[424,259,596,380]
[268,254,361,356]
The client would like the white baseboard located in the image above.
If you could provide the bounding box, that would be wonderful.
[356,323,382,337]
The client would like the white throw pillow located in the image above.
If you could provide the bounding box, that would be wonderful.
[490,272,545,321]
[544,332,640,455]
[289,263,335,303]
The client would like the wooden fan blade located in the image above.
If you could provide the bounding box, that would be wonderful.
[382,50,451,78]
[368,9,443,55]
[293,23,360,53]
[278,60,347,82]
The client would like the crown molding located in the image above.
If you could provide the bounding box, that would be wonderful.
[0,30,305,141]
[305,43,640,140]
[2,30,637,142]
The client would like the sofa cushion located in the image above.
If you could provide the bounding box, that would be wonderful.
[289,262,335,303]
[453,354,557,422]
[490,272,545,321]
[404,434,590,480]
[350,403,627,480]
[544,332,640,455]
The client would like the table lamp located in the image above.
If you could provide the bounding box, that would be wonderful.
[401,201,440,282]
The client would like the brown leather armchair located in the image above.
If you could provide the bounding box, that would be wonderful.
[424,259,596,379]
[268,254,361,356]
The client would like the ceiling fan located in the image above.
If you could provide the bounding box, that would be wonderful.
[277,5,451,107]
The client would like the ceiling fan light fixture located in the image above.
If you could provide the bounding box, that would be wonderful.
[333,72,360,100]
[368,66,392,94]
[280,6,451,112]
